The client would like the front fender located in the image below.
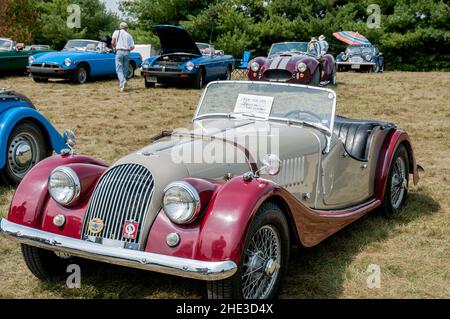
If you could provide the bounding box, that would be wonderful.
[7,154,109,232]
[0,107,67,168]
[145,177,284,264]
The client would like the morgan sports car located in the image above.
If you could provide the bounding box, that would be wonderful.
[0,89,68,184]
[141,25,235,89]
[336,44,384,72]
[0,38,52,73]
[0,81,420,299]
[248,42,336,86]
[28,39,143,84]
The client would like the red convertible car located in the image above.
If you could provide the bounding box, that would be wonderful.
[248,42,336,86]
[0,81,419,299]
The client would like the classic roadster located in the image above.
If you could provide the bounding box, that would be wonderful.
[248,42,336,86]
[0,89,67,184]
[0,81,419,299]
[336,44,384,72]
[0,38,52,73]
[28,39,142,84]
[141,25,234,89]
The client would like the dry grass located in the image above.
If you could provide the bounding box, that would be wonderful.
[0,72,449,298]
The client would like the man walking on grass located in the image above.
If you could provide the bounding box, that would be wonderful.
[112,22,135,92]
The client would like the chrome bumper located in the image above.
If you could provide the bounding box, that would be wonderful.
[0,219,237,281]
[336,62,375,66]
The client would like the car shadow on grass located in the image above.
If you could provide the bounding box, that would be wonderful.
[30,192,439,299]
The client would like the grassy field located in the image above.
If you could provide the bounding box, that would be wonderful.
[0,72,449,298]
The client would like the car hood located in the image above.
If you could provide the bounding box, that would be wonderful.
[154,25,201,56]
[33,50,96,64]
[264,53,315,70]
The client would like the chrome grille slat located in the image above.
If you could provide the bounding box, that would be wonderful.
[82,164,155,245]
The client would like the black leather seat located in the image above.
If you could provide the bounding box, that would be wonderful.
[333,116,394,161]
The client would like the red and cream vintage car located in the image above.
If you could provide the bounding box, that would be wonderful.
[0,81,419,299]
[248,42,337,86]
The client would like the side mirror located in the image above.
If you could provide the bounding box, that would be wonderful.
[63,129,76,148]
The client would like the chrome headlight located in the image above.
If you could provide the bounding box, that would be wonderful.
[342,55,348,61]
[28,56,35,65]
[250,61,260,72]
[64,58,72,67]
[365,54,372,61]
[142,61,149,69]
[162,181,200,225]
[48,166,81,206]
[186,62,195,71]
[297,62,307,72]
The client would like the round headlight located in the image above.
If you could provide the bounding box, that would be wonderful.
[342,55,348,61]
[142,62,149,69]
[64,58,72,67]
[186,62,195,71]
[365,54,372,61]
[162,182,200,225]
[250,61,260,72]
[28,56,35,65]
[297,62,307,73]
[48,166,81,206]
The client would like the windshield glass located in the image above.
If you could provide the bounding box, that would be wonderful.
[195,82,336,133]
[64,40,100,52]
[0,39,12,51]
[268,42,308,57]
[346,45,373,55]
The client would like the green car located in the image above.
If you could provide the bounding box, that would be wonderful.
[0,38,52,72]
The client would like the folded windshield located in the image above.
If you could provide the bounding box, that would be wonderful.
[195,82,336,133]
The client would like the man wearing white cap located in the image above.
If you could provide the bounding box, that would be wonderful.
[112,22,135,92]
[318,35,329,56]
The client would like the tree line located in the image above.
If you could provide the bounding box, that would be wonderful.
[1,0,449,71]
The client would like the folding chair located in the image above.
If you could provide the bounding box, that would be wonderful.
[234,51,251,79]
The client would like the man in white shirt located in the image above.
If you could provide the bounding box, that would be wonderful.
[112,22,135,92]
[318,35,329,56]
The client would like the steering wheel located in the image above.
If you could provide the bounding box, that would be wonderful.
[284,110,323,123]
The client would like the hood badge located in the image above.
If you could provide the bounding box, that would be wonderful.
[122,221,139,240]
[88,218,104,234]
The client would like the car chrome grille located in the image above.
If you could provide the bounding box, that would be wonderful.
[350,56,363,63]
[263,69,292,81]
[81,164,154,245]
[31,63,59,68]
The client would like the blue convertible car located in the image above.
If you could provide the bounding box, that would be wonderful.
[141,25,235,89]
[28,39,143,84]
[336,44,384,73]
[0,89,68,184]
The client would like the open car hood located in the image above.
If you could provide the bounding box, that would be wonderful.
[154,25,201,55]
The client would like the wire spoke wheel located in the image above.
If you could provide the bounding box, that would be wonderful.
[391,156,407,209]
[241,225,281,299]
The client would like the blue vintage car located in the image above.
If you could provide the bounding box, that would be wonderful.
[141,25,235,89]
[28,39,143,84]
[0,89,68,184]
[336,44,384,73]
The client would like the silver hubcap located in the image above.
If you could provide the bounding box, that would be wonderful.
[242,225,281,299]
[391,157,407,209]
[8,133,39,178]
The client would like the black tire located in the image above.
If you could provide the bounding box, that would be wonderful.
[220,65,232,80]
[145,79,156,88]
[72,64,89,84]
[310,67,320,86]
[194,69,204,89]
[21,244,72,281]
[32,77,48,83]
[0,121,48,185]
[127,62,135,79]
[381,144,409,216]
[373,62,380,73]
[207,202,289,299]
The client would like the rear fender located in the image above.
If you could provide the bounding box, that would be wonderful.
[375,129,419,201]
[0,107,67,168]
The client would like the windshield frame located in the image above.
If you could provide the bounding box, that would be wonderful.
[63,39,101,52]
[0,38,13,51]
[192,81,337,139]
[268,42,308,58]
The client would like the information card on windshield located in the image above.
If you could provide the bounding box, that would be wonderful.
[234,94,274,119]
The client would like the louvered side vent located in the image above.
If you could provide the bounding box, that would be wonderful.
[272,156,305,188]
[81,164,154,246]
